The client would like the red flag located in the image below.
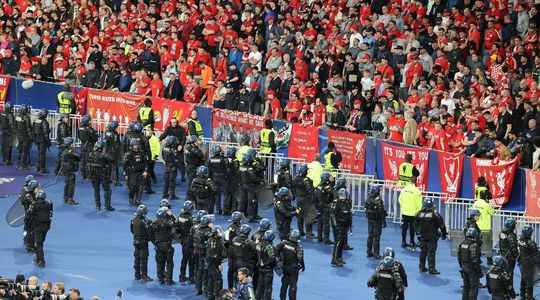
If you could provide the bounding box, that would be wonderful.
[0,75,11,111]
[211,109,265,147]
[86,89,143,125]
[525,169,540,217]
[327,129,366,174]
[288,124,319,162]
[152,98,194,131]
[381,142,430,190]
[470,157,518,206]
[438,152,464,199]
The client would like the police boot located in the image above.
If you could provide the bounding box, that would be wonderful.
[141,275,153,282]
[428,269,440,275]
[331,259,344,267]
[35,259,45,268]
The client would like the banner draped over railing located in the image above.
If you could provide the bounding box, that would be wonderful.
[470,157,519,206]
[287,124,319,162]
[380,142,430,190]
[0,75,11,110]
[438,152,464,199]
[525,169,540,217]
[327,129,366,174]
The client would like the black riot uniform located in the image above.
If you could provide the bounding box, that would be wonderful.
[0,103,15,165]
[331,188,353,267]
[60,138,80,205]
[123,142,148,205]
[87,141,114,211]
[256,231,276,300]
[190,166,217,213]
[55,114,71,175]
[274,187,298,240]
[316,174,334,244]
[208,147,227,215]
[498,219,518,285]
[383,248,408,300]
[103,121,122,185]
[32,109,51,173]
[459,228,482,300]
[78,115,98,179]
[415,199,447,274]
[193,216,213,294]
[487,256,517,300]
[368,257,399,300]
[239,151,265,222]
[518,226,538,300]
[205,227,226,300]
[27,191,53,268]
[162,136,181,200]
[131,205,153,281]
[224,148,240,214]
[333,177,352,250]
[229,225,257,289]
[226,212,243,289]
[123,122,150,159]
[15,105,32,169]
[292,166,315,238]
[184,137,205,199]
[176,202,194,283]
[275,230,304,300]
[151,207,175,284]
[365,186,387,258]
[274,160,293,191]
[21,179,38,252]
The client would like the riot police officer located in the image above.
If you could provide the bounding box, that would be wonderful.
[177,201,194,283]
[151,207,175,285]
[103,120,122,186]
[256,230,276,300]
[383,247,408,300]
[226,211,243,289]
[190,166,217,212]
[224,147,240,215]
[189,210,206,285]
[162,136,180,200]
[78,115,98,179]
[274,187,299,240]
[124,141,148,205]
[208,145,227,214]
[32,109,50,173]
[331,188,352,267]
[458,228,482,300]
[275,229,304,300]
[367,256,399,300]
[498,219,518,285]
[87,140,114,211]
[292,165,315,238]
[15,104,32,170]
[184,135,205,199]
[206,225,226,300]
[27,191,53,268]
[0,102,15,165]
[55,113,71,175]
[518,225,538,299]
[463,209,482,247]
[415,198,447,274]
[229,224,257,289]
[487,256,516,300]
[130,204,153,282]
[123,122,150,160]
[21,179,39,252]
[251,218,272,291]
[60,137,80,205]
[365,185,387,259]
[193,215,213,294]
[239,149,265,222]
[274,159,293,192]
[316,172,334,244]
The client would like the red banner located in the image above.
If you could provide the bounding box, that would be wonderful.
[288,124,319,162]
[0,75,11,111]
[327,129,366,174]
[212,109,265,147]
[152,98,194,131]
[470,157,518,206]
[438,152,464,199]
[525,170,540,217]
[86,89,143,125]
[381,142,430,189]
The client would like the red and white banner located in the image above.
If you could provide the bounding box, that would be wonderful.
[152,98,194,131]
[381,142,430,189]
[288,124,319,162]
[470,157,518,206]
[0,75,11,111]
[86,89,143,125]
[212,109,265,147]
[327,129,366,174]
[525,169,540,217]
[438,152,464,199]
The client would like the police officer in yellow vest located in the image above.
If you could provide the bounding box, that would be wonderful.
[472,176,495,264]
[57,85,75,114]
[323,142,342,176]
[138,98,155,130]
[259,119,276,154]
[236,134,251,162]
[398,176,423,248]
[399,154,420,185]
[187,110,204,139]
[307,155,324,188]
[144,128,161,194]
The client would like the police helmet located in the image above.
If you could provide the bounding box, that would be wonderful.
[380,256,395,270]
[63,137,74,146]
[132,122,142,133]
[3,102,12,112]
[27,180,39,190]
[263,230,276,242]
[164,135,178,147]
[504,219,516,231]
[212,145,223,157]
[183,201,194,212]
[321,172,331,183]
[136,204,148,216]
[231,211,243,223]
[383,247,395,258]
[200,215,211,226]
[197,165,209,177]
[337,188,348,200]
[468,209,480,219]
[160,199,171,208]
[197,210,208,218]
[226,147,237,158]
[279,159,290,170]
[239,224,252,236]
[465,227,478,240]
[258,218,272,231]
[275,187,289,199]
[422,198,434,210]
[24,175,35,184]
[186,135,198,144]
[93,140,104,151]
[156,207,168,219]
[335,176,347,189]
[192,211,202,223]
[80,115,91,126]
[492,255,507,269]
[296,165,308,177]
[369,185,381,195]
[35,191,46,200]
[107,120,119,131]
[38,109,48,119]
[521,225,533,239]
[128,121,136,132]
[288,229,301,242]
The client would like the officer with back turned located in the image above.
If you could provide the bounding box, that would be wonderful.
[55,113,71,175]
[383,247,408,300]
[78,115,97,179]
[331,188,353,267]
[208,145,227,215]
[206,225,226,300]
[60,137,80,205]
[415,198,447,275]
[21,178,39,252]
[27,191,53,268]
[15,104,32,170]
[177,201,194,283]
[365,185,387,259]
[487,256,516,300]
[151,207,175,285]
[399,177,423,249]
[463,210,482,246]
[239,149,264,222]
[184,135,205,199]
[190,166,217,213]
[162,136,180,200]
[459,228,482,300]
[193,215,213,295]
[226,211,243,289]
[275,229,304,300]
[274,159,293,192]
[229,224,257,289]
[316,172,334,244]
[0,102,15,165]
[124,141,148,205]
[103,120,122,186]
[498,219,518,286]
[292,165,314,238]
[274,187,299,240]
[137,98,155,130]
[256,230,277,300]
[251,218,272,291]
[398,154,419,186]
[123,122,150,160]
[367,256,399,300]
[224,147,240,215]
[518,225,538,300]
[130,204,153,282]
[32,109,50,173]
[190,210,207,286]
[87,140,114,211]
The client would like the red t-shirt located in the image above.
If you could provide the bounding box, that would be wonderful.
[431,128,448,151]
[387,116,406,142]
[313,105,325,127]
[285,100,302,122]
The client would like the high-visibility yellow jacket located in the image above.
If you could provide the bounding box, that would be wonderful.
[260,128,272,153]
[399,183,423,217]
[307,161,324,188]
[148,135,161,161]
[472,198,494,231]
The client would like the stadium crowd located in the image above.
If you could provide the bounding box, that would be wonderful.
[0,0,539,167]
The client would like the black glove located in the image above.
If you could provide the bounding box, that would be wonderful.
[383,220,387,228]
[441,234,447,240]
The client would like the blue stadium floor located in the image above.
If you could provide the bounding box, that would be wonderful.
[0,146,531,299]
